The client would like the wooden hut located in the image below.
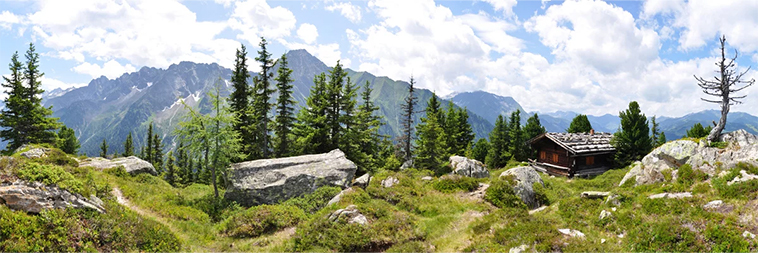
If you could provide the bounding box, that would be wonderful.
[527,130,615,177]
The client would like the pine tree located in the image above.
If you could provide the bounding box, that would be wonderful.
[273,53,296,157]
[123,132,134,157]
[294,73,329,154]
[326,61,348,150]
[100,138,108,158]
[0,52,27,152]
[144,123,154,161]
[686,123,712,138]
[650,116,660,147]
[354,81,384,174]
[612,101,652,166]
[567,114,592,133]
[175,77,242,198]
[164,151,177,187]
[471,138,490,163]
[152,133,163,172]
[657,132,667,146]
[252,37,275,158]
[523,113,546,159]
[444,102,474,156]
[415,94,447,173]
[229,43,254,160]
[398,76,418,162]
[338,75,359,160]
[22,43,60,145]
[508,110,528,161]
[57,126,80,155]
[486,115,510,169]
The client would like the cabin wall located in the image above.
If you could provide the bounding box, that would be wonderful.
[535,140,571,168]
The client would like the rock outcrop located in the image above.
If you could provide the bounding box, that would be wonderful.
[79,156,157,176]
[224,149,356,207]
[620,130,758,186]
[328,205,368,225]
[0,180,105,213]
[500,166,545,209]
[19,147,51,159]
[352,173,371,188]
[381,176,399,188]
[450,156,489,178]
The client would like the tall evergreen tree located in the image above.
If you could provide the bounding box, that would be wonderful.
[444,102,474,156]
[326,61,348,150]
[252,37,275,158]
[164,151,177,187]
[123,132,134,157]
[567,114,592,133]
[273,53,296,157]
[144,123,154,162]
[100,138,108,158]
[57,126,80,155]
[338,75,359,160]
[612,101,652,166]
[486,115,510,169]
[398,76,418,162]
[508,110,528,161]
[354,81,384,174]
[0,52,26,152]
[523,113,546,159]
[650,116,660,147]
[152,133,163,172]
[294,73,329,154]
[415,94,448,173]
[657,132,667,147]
[229,43,254,160]
[22,43,60,145]
[686,123,712,138]
[471,138,490,163]
[175,78,242,198]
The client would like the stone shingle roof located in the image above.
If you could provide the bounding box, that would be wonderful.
[531,132,616,155]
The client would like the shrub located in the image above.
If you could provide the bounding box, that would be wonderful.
[104,166,130,178]
[431,175,479,193]
[676,164,708,187]
[628,219,704,252]
[39,148,78,167]
[484,176,525,209]
[191,193,242,222]
[709,141,728,149]
[474,208,561,252]
[16,162,84,195]
[705,223,748,252]
[282,186,342,214]
[532,182,550,206]
[219,204,306,238]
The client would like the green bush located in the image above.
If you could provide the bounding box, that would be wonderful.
[103,166,130,178]
[676,164,708,187]
[219,204,306,238]
[709,141,728,149]
[40,148,79,167]
[484,177,525,209]
[282,186,342,214]
[467,207,559,252]
[16,162,84,195]
[532,182,550,206]
[431,175,479,193]
[712,163,758,199]
[191,193,242,222]
[705,223,749,252]
[628,219,704,252]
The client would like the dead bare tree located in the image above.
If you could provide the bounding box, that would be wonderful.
[695,35,755,142]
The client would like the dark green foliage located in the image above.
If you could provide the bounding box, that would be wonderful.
[273,53,296,157]
[353,81,385,175]
[229,43,254,160]
[220,204,306,238]
[122,132,134,157]
[686,123,712,138]
[143,123,153,162]
[398,76,418,162]
[470,138,490,163]
[0,51,26,152]
[293,73,329,154]
[612,101,652,167]
[524,113,546,159]
[432,175,479,193]
[657,132,667,146]
[444,102,475,156]
[508,110,528,161]
[705,223,749,252]
[415,94,448,173]
[252,37,275,158]
[151,133,163,172]
[189,193,241,222]
[16,162,83,195]
[56,126,79,155]
[38,147,78,167]
[164,151,177,187]
[0,202,180,252]
[484,177,525,209]
[486,115,510,169]
[99,138,108,158]
[282,186,342,215]
[567,114,592,133]
[709,141,728,148]
[650,116,661,147]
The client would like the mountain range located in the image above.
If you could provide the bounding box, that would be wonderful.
[17,49,757,156]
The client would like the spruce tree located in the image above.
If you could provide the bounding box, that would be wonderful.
[123,132,134,157]
[252,37,275,158]
[100,138,108,158]
[508,110,528,161]
[152,133,163,172]
[523,113,546,159]
[57,126,80,155]
[567,114,593,133]
[398,76,418,162]
[165,151,177,187]
[144,123,154,161]
[338,75,359,160]
[326,61,348,150]
[0,52,27,151]
[686,123,711,138]
[229,44,254,160]
[650,116,660,147]
[486,115,510,169]
[354,81,384,174]
[657,132,667,147]
[471,138,490,163]
[294,73,329,154]
[273,53,296,157]
[415,94,447,173]
[612,101,652,166]
[22,43,60,145]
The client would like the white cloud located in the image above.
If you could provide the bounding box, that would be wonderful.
[297,23,318,44]
[325,2,362,23]
[229,0,297,45]
[279,39,348,68]
[0,10,22,30]
[482,0,518,18]
[40,76,87,91]
[72,60,136,79]
[214,0,234,8]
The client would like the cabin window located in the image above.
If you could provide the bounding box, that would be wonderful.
[586,156,595,165]
[540,151,546,160]
[552,154,559,163]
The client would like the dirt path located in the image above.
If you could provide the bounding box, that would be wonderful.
[111,187,195,249]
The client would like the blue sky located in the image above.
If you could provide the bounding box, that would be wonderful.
[1,0,757,117]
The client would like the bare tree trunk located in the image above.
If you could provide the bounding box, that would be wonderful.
[708,97,729,142]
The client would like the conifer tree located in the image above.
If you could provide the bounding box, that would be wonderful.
[100,138,108,158]
[398,76,418,162]
[144,123,154,161]
[567,114,592,133]
[508,110,528,161]
[326,61,348,150]
[164,151,177,187]
[612,101,652,166]
[294,73,329,154]
[252,37,275,158]
[354,81,384,174]
[686,123,712,138]
[657,132,667,147]
[22,43,60,145]
[338,75,359,159]
[415,94,448,173]
[123,132,134,157]
[650,116,660,147]
[175,78,242,198]
[229,44,254,160]
[471,138,490,163]
[273,53,296,157]
[152,133,163,172]
[523,113,546,159]
[486,115,510,169]
[57,126,80,155]
[444,103,474,156]
[0,52,26,151]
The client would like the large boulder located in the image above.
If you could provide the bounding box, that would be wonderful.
[500,166,545,209]
[79,156,157,176]
[620,130,758,186]
[225,149,356,207]
[450,156,489,178]
[0,180,105,213]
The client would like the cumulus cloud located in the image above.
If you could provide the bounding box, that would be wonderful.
[297,23,318,44]
[0,10,22,30]
[40,76,88,91]
[73,60,136,79]
[279,39,348,68]
[229,0,297,45]
[482,0,518,18]
[326,2,362,23]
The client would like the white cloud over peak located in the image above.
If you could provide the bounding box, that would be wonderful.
[73,60,136,79]
[297,23,318,44]
[229,0,297,45]
[279,38,348,68]
[325,2,362,23]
